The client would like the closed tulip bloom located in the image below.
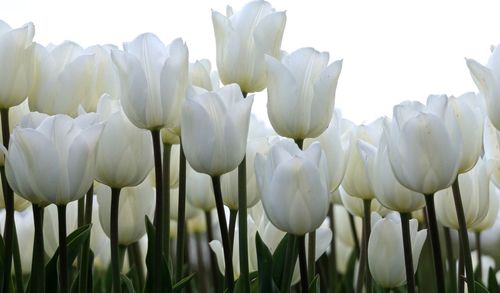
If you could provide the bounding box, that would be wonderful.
[483,119,500,187]
[339,187,390,218]
[0,20,35,109]
[186,164,216,211]
[472,181,500,232]
[333,204,362,247]
[212,0,286,93]
[480,215,500,264]
[435,159,490,229]
[29,41,97,116]
[368,212,427,288]
[189,59,219,91]
[5,114,103,206]
[97,180,155,245]
[0,100,32,166]
[466,45,500,130]
[43,201,78,256]
[265,47,342,139]
[112,34,189,131]
[170,187,200,221]
[95,95,153,188]
[305,110,351,193]
[370,137,426,213]
[342,118,384,200]
[386,100,461,195]
[255,139,329,235]
[182,84,254,176]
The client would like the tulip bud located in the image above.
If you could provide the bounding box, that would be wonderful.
[255,140,329,235]
[181,84,254,176]
[212,0,286,93]
[368,212,427,288]
[265,48,342,139]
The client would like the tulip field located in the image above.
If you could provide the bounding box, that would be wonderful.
[1,0,500,292]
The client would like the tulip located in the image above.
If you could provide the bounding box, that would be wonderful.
[0,207,34,273]
[483,119,500,187]
[255,139,329,235]
[466,45,500,130]
[189,59,219,91]
[368,212,427,288]
[95,95,153,188]
[96,180,155,246]
[472,181,500,232]
[182,84,254,176]
[339,187,390,218]
[170,187,200,221]
[212,0,286,94]
[305,110,351,193]
[186,164,216,211]
[435,159,490,229]
[0,20,35,109]
[29,41,97,116]
[5,113,102,206]
[112,33,189,132]
[265,47,342,139]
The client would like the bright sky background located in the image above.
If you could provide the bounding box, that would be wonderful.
[2,0,500,124]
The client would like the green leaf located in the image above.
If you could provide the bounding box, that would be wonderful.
[488,267,500,293]
[476,280,490,293]
[45,224,92,292]
[255,232,274,293]
[271,234,290,287]
[308,275,320,293]
[172,273,195,292]
[121,274,136,293]
[337,249,357,293]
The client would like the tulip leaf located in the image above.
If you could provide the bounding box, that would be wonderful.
[121,274,136,293]
[255,232,274,293]
[45,223,92,293]
[336,249,357,293]
[476,280,490,293]
[308,275,320,293]
[271,233,290,286]
[172,273,195,292]
[488,267,500,293]
[143,216,172,293]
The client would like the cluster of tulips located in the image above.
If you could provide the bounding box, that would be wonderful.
[1,0,500,293]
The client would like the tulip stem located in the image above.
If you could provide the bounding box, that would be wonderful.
[176,142,187,282]
[111,188,122,293]
[424,193,445,293]
[78,186,94,293]
[348,213,360,257]
[280,234,298,293]
[458,241,465,293]
[31,204,45,293]
[356,199,372,293]
[228,209,237,248]
[150,130,164,293]
[298,235,309,293]
[443,226,457,293]
[308,231,316,280]
[328,204,338,292]
[238,155,250,293]
[294,139,304,150]
[57,204,68,293]
[195,232,208,290]
[162,143,171,266]
[451,178,475,293]
[211,175,234,292]
[12,223,23,292]
[400,213,415,293]
[475,232,482,280]
[205,211,221,293]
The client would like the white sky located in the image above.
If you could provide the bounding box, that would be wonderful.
[2,0,500,124]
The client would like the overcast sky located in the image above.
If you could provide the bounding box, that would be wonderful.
[2,0,500,124]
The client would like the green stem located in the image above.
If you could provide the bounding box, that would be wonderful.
[400,213,415,293]
[328,204,338,292]
[110,188,122,293]
[294,139,304,150]
[77,198,84,227]
[348,213,360,257]
[308,231,316,281]
[237,156,250,293]
[150,130,163,293]
[297,235,308,293]
[211,175,234,292]
[451,178,475,293]
[476,232,482,281]
[424,193,445,293]
[162,143,171,265]
[57,204,68,293]
[195,232,207,290]
[228,209,237,249]
[205,210,221,293]
[443,226,457,293]
[175,141,187,282]
[356,199,372,293]
[78,186,93,293]
[280,234,298,293]
[459,241,465,293]
[31,204,45,293]
[11,224,22,293]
